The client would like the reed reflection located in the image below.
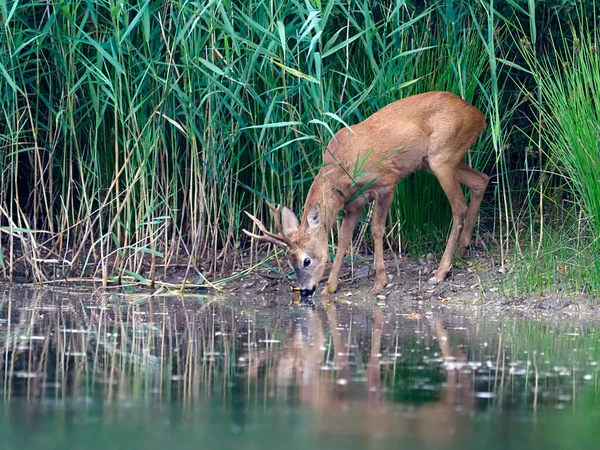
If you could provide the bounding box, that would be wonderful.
[0,285,597,437]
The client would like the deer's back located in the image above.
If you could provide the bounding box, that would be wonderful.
[322,91,486,188]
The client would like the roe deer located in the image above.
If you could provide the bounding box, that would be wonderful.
[244,91,489,298]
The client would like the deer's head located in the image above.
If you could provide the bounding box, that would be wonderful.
[243,202,328,298]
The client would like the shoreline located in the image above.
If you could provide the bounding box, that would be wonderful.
[4,253,597,323]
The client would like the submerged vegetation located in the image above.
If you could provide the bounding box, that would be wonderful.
[0,0,599,294]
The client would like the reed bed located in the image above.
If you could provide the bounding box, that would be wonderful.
[0,0,598,294]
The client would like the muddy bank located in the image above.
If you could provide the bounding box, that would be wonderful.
[220,254,600,322]
[6,252,599,322]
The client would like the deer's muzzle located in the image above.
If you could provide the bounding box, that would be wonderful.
[299,285,316,298]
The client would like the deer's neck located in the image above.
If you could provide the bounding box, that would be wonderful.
[301,172,345,232]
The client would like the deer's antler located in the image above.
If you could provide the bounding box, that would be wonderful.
[243,201,294,249]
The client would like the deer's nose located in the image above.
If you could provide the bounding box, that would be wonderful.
[299,285,316,298]
[299,286,316,307]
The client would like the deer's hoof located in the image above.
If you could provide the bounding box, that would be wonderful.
[321,283,337,296]
[372,281,387,293]
[427,275,442,285]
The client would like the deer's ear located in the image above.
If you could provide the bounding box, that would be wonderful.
[281,207,300,236]
[306,202,321,231]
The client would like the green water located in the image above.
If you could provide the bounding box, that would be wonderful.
[0,287,598,449]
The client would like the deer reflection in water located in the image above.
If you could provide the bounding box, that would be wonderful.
[264,299,475,444]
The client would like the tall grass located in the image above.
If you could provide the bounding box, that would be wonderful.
[505,7,600,295]
[0,0,500,284]
[538,29,600,243]
[0,0,598,293]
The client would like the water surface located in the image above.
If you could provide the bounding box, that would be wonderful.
[1,286,598,449]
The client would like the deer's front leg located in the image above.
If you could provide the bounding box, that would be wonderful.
[371,192,394,292]
[322,208,363,295]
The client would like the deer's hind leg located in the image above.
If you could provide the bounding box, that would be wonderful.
[456,163,489,256]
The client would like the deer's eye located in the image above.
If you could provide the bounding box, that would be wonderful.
[303,257,312,268]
